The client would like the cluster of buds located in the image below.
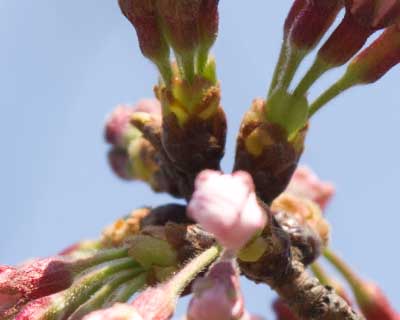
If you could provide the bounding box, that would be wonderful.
[105,99,180,196]
[118,0,227,197]
[5,0,400,319]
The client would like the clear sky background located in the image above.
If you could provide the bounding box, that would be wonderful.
[1,1,399,318]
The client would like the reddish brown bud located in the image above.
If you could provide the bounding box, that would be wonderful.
[157,0,201,55]
[318,0,400,67]
[356,283,399,320]
[284,0,307,38]
[345,0,400,29]
[346,24,400,83]
[118,0,170,67]
[198,0,219,50]
[287,0,343,51]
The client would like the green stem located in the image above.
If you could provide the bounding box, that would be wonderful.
[167,245,221,297]
[71,247,129,275]
[155,58,173,86]
[323,248,365,301]
[197,46,209,75]
[293,59,329,98]
[311,262,332,286]
[309,75,355,118]
[272,47,305,96]
[43,258,142,320]
[68,269,142,320]
[103,273,148,307]
[268,40,288,97]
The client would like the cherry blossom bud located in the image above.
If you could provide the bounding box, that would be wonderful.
[198,0,219,51]
[157,0,202,81]
[284,0,307,39]
[346,24,400,84]
[287,0,343,51]
[14,257,140,320]
[187,170,267,251]
[0,258,73,312]
[130,286,175,320]
[105,100,161,149]
[324,248,399,320]
[197,0,220,73]
[187,260,245,320]
[108,148,134,180]
[83,303,143,320]
[105,106,137,149]
[118,0,171,80]
[355,283,399,320]
[318,0,400,67]
[286,166,335,210]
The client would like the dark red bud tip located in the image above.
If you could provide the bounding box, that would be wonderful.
[118,0,170,64]
[347,24,400,83]
[198,0,219,49]
[284,0,307,37]
[318,13,372,67]
[358,283,399,320]
[345,0,400,29]
[288,1,343,51]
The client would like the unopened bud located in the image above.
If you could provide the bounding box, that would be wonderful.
[318,0,400,67]
[287,0,343,51]
[118,0,171,80]
[346,24,400,84]
[286,166,335,210]
[187,170,267,251]
[324,248,399,320]
[187,260,245,320]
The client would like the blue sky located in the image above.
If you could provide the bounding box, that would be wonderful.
[1,1,399,317]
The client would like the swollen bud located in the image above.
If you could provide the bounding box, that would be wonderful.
[234,99,308,204]
[287,0,343,51]
[346,24,400,84]
[317,0,400,68]
[187,170,267,251]
[118,0,171,81]
[324,248,399,320]
[187,260,245,320]
[157,65,227,180]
